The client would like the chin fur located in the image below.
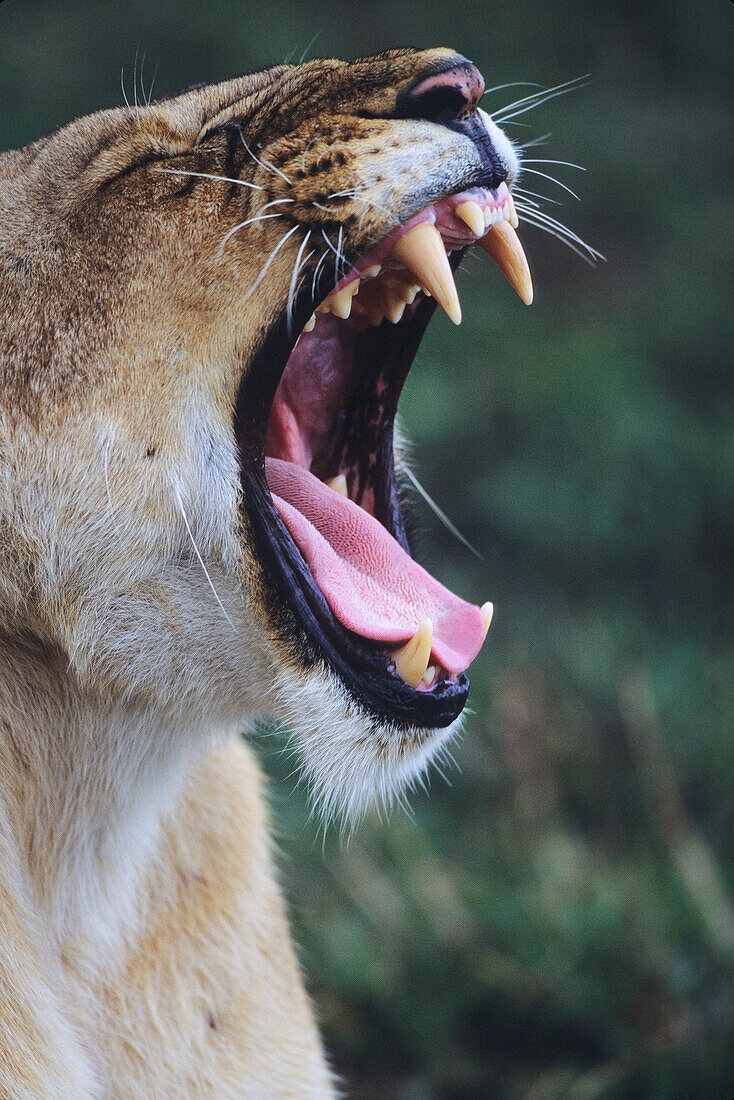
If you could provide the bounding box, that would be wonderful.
[269,659,465,823]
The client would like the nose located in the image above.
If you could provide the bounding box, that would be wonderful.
[400,59,485,123]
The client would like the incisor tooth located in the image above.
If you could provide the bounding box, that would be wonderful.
[326,474,349,496]
[478,221,533,305]
[455,200,485,237]
[390,222,461,325]
[327,281,359,319]
[385,297,406,324]
[481,601,494,635]
[508,194,519,229]
[303,313,316,332]
[393,619,433,688]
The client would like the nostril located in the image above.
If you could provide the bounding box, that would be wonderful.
[400,62,485,123]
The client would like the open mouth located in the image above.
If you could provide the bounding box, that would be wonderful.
[235,181,532,728]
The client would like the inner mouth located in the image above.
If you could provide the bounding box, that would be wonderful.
[236,182,532,728]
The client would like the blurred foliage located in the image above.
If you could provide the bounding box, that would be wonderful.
[2,1,733,1096]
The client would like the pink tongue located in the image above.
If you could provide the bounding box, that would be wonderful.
[266,457,486,674]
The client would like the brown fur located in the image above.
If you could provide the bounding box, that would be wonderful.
[0,48,516,1095]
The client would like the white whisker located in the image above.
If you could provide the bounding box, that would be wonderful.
[515,203,604,264]
[144,60,159,106]
[494,75,590,122]
[239,134,292,185]
[403,467,483,561]
[239,224,301,298]
[287,231,313,329]
[174,487,235,631]
[520,167,581,201]
[514,186,563,208]
[484,80,542,99]
[219,212,287,252]
[153,167,264,192]
[335,225,345,285]
[522,158,586,172]
[311,248,329,303]
[516,132,552,151]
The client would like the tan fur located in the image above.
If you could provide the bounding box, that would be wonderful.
[0,49,518,1095]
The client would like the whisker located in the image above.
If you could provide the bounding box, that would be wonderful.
[219,212,286,251]
[335,225,345,285]
[520,167,582,201]
[145,61,159,106]
[513,186,563,208]
[515,203,604,264]
[287,231,313,330]
[239,134,292,186]
[320,228,340,266]
[517,202,604,257]
[133,47,140,116]
[516,132,552,151]
[120,68,133,114]
[403,467,484,561]
[174,487,235,631]
[298,30,323,65]
[153,167,264,192]
[311,248,329,303]
[494,75,590,120]
[484,80,543,99]
[239,224,301,298]
[522,158,586,172]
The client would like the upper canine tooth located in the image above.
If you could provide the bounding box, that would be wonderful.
[326,474,349,497]
[507,194,519,229]
[478,222,533,305]
[392,618,433,688]
[362,264,382,279]
[303,313,316,333]
[390,222,461,325]
[455,200,485,237]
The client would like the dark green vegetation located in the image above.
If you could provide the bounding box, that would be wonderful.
[2,2,732,1095]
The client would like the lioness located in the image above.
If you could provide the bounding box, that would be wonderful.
[0,49,530,1097]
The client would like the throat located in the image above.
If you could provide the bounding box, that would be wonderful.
[0,635,201,953]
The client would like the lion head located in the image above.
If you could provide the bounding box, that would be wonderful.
[0,49,529,817]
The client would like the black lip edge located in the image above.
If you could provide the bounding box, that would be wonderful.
[234,272,470,729]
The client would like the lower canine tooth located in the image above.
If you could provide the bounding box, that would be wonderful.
[303,313,316,333]
[478,222,533,305]
[422,665,437,688]
[455,200,485,237]
[389,222,461,325]
[326,474,349,497]
[393,619,433,688]
[481,601,494,635]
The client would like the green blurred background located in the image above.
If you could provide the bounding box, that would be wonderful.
[2,1,732,1096]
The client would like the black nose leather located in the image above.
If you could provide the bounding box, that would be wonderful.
[400,60,485,123]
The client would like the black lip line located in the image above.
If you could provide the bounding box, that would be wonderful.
[235,270,471,729]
